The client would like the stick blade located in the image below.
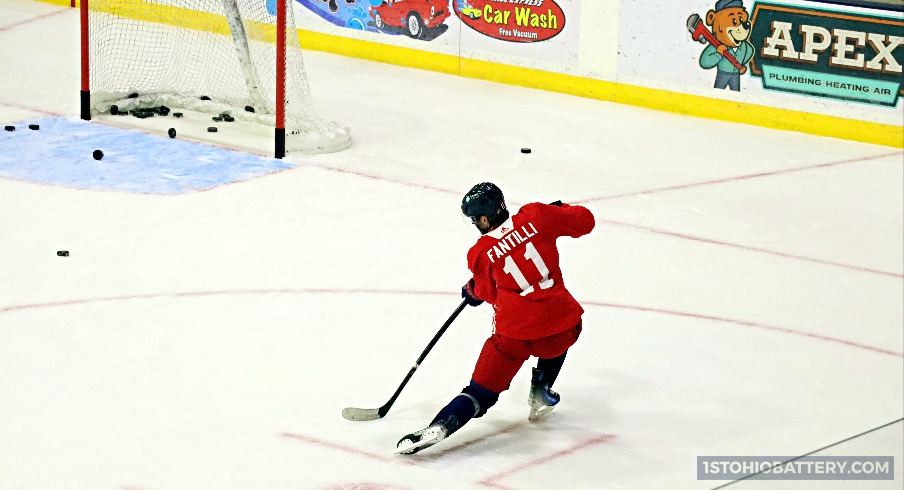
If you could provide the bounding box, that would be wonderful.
[342,406,383,421]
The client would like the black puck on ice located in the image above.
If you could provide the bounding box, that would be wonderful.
[29,124,40,130]
[244,105,255,113]
[4,125,14,131]
[57,250,69,257]
[110,105,119,115]
[168,128,177,138]
[212,116,222,122]
[173,112,183,118]
[93,149,103,160]
[521,148,531,154]
[200,95,211,101]
[207,127,218,132]
[223,115,234,122]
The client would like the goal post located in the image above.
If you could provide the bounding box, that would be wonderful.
[276,0,286,157]
[79,0,351,157]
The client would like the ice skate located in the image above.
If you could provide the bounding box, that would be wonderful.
[395,423,448,454]
[528,367,560,421]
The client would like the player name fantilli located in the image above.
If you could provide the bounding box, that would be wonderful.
[486,222,539,262]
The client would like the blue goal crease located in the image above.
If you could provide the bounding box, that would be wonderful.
[0,117,294,194]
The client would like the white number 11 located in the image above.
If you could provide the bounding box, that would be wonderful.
[502,242,554,296]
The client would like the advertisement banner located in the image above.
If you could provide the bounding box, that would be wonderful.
[748,2,903,107]
[452,0,567,43]
[294,0,580,66]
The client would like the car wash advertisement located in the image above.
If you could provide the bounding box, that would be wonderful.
[453,0,567,43]
[294,0,579,65]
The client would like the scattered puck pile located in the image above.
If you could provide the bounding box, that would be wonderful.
[7,96,258,164]
[108,95,253,135]
[208,111,236,133]
[113,104,172,119]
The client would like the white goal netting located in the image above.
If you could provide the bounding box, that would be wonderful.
[86,0,351,154]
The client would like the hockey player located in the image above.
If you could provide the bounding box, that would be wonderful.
[396,182,595,454]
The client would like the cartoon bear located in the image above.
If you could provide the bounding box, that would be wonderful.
[697,0,754,91]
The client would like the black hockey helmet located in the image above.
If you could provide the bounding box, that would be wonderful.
[461,182,507,224]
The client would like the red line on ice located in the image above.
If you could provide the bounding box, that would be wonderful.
[297,161,461,197]
[600,218,903,278]
[0,8,69,32]
[0,288,900,358]
[280,432,419,466]
[0,102,896,279]
[0,102,62,117]
[572,151,902,203]
[585,300,904,358]
[413,421,530,459]
[476,434,616,488]
[301,154,902,279]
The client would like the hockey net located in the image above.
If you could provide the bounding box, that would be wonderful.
[83,0,351,154]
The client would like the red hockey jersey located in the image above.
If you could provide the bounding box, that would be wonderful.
[467,202,595,340]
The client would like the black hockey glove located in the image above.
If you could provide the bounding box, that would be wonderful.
[461,279,484,307]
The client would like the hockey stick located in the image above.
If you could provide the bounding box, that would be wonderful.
[341,298,469,421]
[342,201,562,421]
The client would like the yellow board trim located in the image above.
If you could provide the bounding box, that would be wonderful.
[41,0,904,148]
[300,30,902,149]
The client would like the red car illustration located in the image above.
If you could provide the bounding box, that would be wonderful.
[371,0,451,39]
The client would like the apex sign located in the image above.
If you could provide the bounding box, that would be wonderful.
[749,2,903,106]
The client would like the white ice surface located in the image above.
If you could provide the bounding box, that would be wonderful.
[1,1,902,489]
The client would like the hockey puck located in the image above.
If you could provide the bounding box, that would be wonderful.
[521,148,531,154]
[224,115,234,122]
[57,250,69,257]
[168,128,177,138]
[4,125,14,131]
[128,92,138,98]
[207,127,218,133]
[29,124,39,130]
[130,109,154,119]
[200,95,211,101]
[110,105,119,115]
[244,105,255,113]
[173,112,183,118]
[93,149,103,160]
[212,116,222,122]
